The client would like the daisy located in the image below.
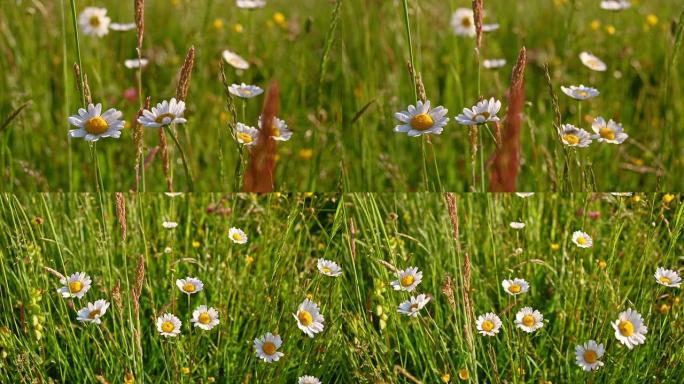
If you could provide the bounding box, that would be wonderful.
[476,312,502,336]
[79,7,110,37]
[237,0,266,9]
[612,309,647,349]
[515,193,535,198]
[298,376,322,384]
[456,98,502,126]
[560,85,600,100]
[450,8,475,37]
[502,278,529,296]
[515,307,544,333]
[259,115,293,141]
[580,52,607,72]
[124,58,149,69]
[572,231,593,248]
[162,221,178,229]
[654,267,681,288]
[509,222,525,229]
[293,299,325,337]
[138,98,187,128]
[222,49,250,70]
[229,227,248,244]
[561,124,593,148]
[575,340,605,371]
[394,100,449,137]
[390,267,423,292]
[68,103,125,142]
[591,117,628,144]
[254,332,284,362]
[57,272,92,299]
[397,294,431,317]
[176,277,204,295]
[156,313,182,337]
[600,0,631,11]
[191,305,220,330]
[235,123,259,146]
[482,23,500,32]
[483,59,506,69]
[110,22,136,31]
[229,83,264,99]
[76,299,110,325]
[317,258,342,277]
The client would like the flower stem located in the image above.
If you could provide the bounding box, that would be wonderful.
[401,0,417,101]
[164,126,194,192]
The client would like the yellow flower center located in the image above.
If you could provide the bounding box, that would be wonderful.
[577,236,587,245]
[659,276,671,284]
[232,233,243,241]
[599,128,615,140]
[237,132,253,144]
[474,111,491,121]
[409,303,420,312]
[410,113,433,131]
[161,321,175,333]
[321,267,331,274]
[563,134,580,145]
[154,113,177,125]
[481,320,495,332]
[508,284,521,294]
[458,368,469,380]
[85,116,109,134]
[69,281,83,293]
[618,320,634,337]
[583,349,598,364]
[89,16,101,27]
[88,309,101,319]
[577,90,588,97]
[198,312,211,324]
[182,283,196,293]
[298,310,313,326]
[272,127,281,137]
[262,341,277,355]
[242,89,252,96]
[400,275,415,287]
[522,315,535,327]
[461,17,471,28]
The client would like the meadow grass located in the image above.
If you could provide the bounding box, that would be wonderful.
[0,0,682,192]
[0,192,682,382]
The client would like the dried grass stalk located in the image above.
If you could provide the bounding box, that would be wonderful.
[134,0,144,51]
[44,266,65,281]
[111,280,122,312]
[134,97,150,190]
[115,193,127,242]
[73,64,92,105]
[132,255,145,315]
[158,127,173,192]
[441,274,456,311]
[349,218,357,261]
[243,82,279,192]
[472,0,483,50]
[175,46,195,101]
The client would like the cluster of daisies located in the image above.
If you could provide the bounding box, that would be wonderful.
[228,83,294,146]
[156,276,220,337]
[390,267,432,317]
[57,272,110,325]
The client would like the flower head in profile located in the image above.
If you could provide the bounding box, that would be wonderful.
[176,277,204,295]
[476,312,502,336]
[397,294,431,317]
[191,305,220,330]
[156,313,182,337]
[450,8,475,37]
[58,272,92,299]
[124,58,149,69]
[456,98,502,126]
[561,124,592,148]
[76,299,110,325]
[317,258,342,277]
[572,231,593,248]
[235,123,259,146]
[391,267,423,292]
[580,52,607,72]
[79,7,111,37]
[162,221,178,229]
[259,115,292,141]
[394,100,449,137]
[483,59,506,69]
[110,22,136,31]
[298,376,321,384]
[509,222,525,230]
[502,278,529,296]
[229,227,248,244]
[68,103,125,142]
[612,309,647,349]
[254,332,284,362]
[237,0,266,9]
[229,83,264,99]
[575,340,605,371]
[654,267,681,288]
[293,299,325,337]
[515,193,535,198]
[561,85,599,100]
[138,99,187,128]
[222,49,250,69]
[515,307,544,333]
[591,117,628,144]
[600,0,631,11]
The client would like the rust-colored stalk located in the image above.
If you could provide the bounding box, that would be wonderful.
[175,46,195,102]
[134,0,144,51]
[472,0,483,50]
[115,193,127,242]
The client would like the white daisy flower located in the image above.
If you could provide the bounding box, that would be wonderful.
[124,58,149,69]
[254,332,283,362]
[222,49,250,70]
[162,221,178,229]
[502,278,530,296]
[476,312,502,336]
[394,100,449,137]
[575,340,605,371]
[509,222,525,229]
[450,8,475,37]
[612,309,647,349]
[561,124,593,148]
[176,277,204,295]
[164,192,183,197]
[156,313,182,337]
[610,192,633,197]
[76,299,110,325]
[571,231,593,248]
[235,123,259,146]
[191,305,220,330]
[259,115,292,141]
[298,376,322,384]
[138,98,187,128]
[68,103,125,142]
[515,193,535,198]
[600,0,631,11]
[110,22,136,31]
[390,267,423,292]
[591,117,628,144]
[78,7,110,37]
[482,23,500,32]
[580,52,607,72]
[57,272,92,299]
[317,258,342,277]
[397,294,431,317]
[483,59,506,69]
[654,267,681,288]
[236,0,266,9]
[515,307,544,333]
[229,227,248,244]
[456,97,502,126]
[293,299,325,338]
[229,83,264,99]
[560,85,600,100]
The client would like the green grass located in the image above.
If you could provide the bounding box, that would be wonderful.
[1,1,683,191]
[0,192,682,382]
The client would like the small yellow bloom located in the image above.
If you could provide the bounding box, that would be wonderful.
[273,12,287,27]
[631,158,644,166]
[630,194,641,203]
[550,243,560,251]
[233,23,244,33]
[458,368,469,380]
[646,14,658,26]
[663,194,675,204]
[245,255,254,265]
[658,303,670,314]
[213,18,224,31]
[306,293,314,300]
[605,25,615,35]
[590,19,601,31]
[192,240,201,248]
[207,377,216,383]
[181,367,190,374]
[598,259,607,270]
[124,372,135,384]
[441,372,451,383]
[299,148,313,160]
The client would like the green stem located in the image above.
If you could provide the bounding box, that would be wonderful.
[479,126,486,192]
[401,0,417,101]
[68,0,85,106]
[420,136,429,191]
[164,126,194,191]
